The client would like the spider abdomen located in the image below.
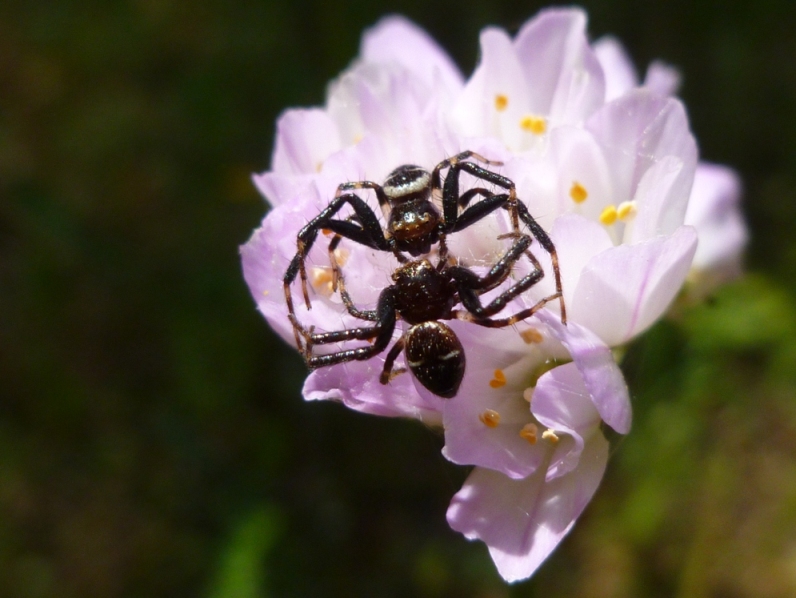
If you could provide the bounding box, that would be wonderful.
[404,321,465,399]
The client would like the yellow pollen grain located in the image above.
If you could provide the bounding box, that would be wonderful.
[520,328,544,344]
[522,387,534,403]
[520,423,538,444]
[542,429,560,444]
[479,409,501,428]
[569,181,588,204]
[599,204,618,226]
[520,115,547,135]
[261,290,270,297]
[494,94,509,111]
[489,369,507,388]
[617,200,637,221]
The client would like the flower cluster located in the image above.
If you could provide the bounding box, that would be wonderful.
[241,8,745,582]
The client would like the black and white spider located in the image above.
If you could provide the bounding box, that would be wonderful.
[283,151,566,398]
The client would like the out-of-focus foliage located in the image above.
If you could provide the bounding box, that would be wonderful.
[1,0,795,596]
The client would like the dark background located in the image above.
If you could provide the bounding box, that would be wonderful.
[2,0,796,596]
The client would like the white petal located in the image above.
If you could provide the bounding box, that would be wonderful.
[571,226,698,345]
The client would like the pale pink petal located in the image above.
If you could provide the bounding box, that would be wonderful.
[686,162,747,272]
[361,15,464,95]
[438,323,548,479]
[548,126,615,222]
[327,63,455,168]
[447,431,609,582]
[548,214,613,308]
[593,36,638,101]
[514,8,605,124]
[644,61,681,96]
[536,311,631,434]
[628,155,690,243]
[451,27,531,145]
[570,225,698,346]
[304,360,443,423]
[532,362,603,479]
[587,90,698,229]
[271,109,342,177]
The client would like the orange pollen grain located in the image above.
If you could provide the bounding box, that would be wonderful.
[321,228,332,236]
[570,181,588,203]
[520,423,538,444]
[520,328,544,344]
[495,94,509,111]
[489,369,507,388]
[479,409,501,428]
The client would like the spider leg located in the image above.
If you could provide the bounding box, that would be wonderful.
[450,193,511,234]
[450,233,564,328]
[435,158,519,232]
[379,336,407,385]
[283,193,391,349]
[450,234,543,316]
[511,200,567,324]
[327,232,379,322]
[335,179,391,222]
[299,288,398,369]
[430,151,503,192]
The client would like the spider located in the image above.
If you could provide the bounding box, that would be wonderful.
[283,151,566,398]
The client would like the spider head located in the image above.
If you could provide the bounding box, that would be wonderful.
[384,165,441,255]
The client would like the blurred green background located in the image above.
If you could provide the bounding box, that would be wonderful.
[2,0,796,596]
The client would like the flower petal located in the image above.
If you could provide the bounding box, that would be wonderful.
[447,431,609,582]
[438,323,549,479]
[587,90,698,231]
[361,15,464,96]
[570,225,698,346]
[536,311,631,434]
[593,36,638,101]
[514,7,605,124]
[304,359,443,423]
[686,162,747,272]
[532,362,603,479]
[270,108,343,178]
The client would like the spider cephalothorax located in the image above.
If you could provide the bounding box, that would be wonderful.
[283,152,566,398]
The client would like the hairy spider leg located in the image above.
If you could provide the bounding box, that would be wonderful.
[284,191,390,318]
[444,183,564,326]
[513,200,567,324]
[335,179,391,222]
[435,156,519,233]
[429,150,503,195]
[450,236,561,329]
[296,288,398,369]
[449,234,540,312]
[327,232,379,322]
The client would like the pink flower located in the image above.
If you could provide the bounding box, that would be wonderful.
[594,35,748,299]
[240,7,729,582]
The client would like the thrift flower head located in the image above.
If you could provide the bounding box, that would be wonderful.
[242,7,741,582]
